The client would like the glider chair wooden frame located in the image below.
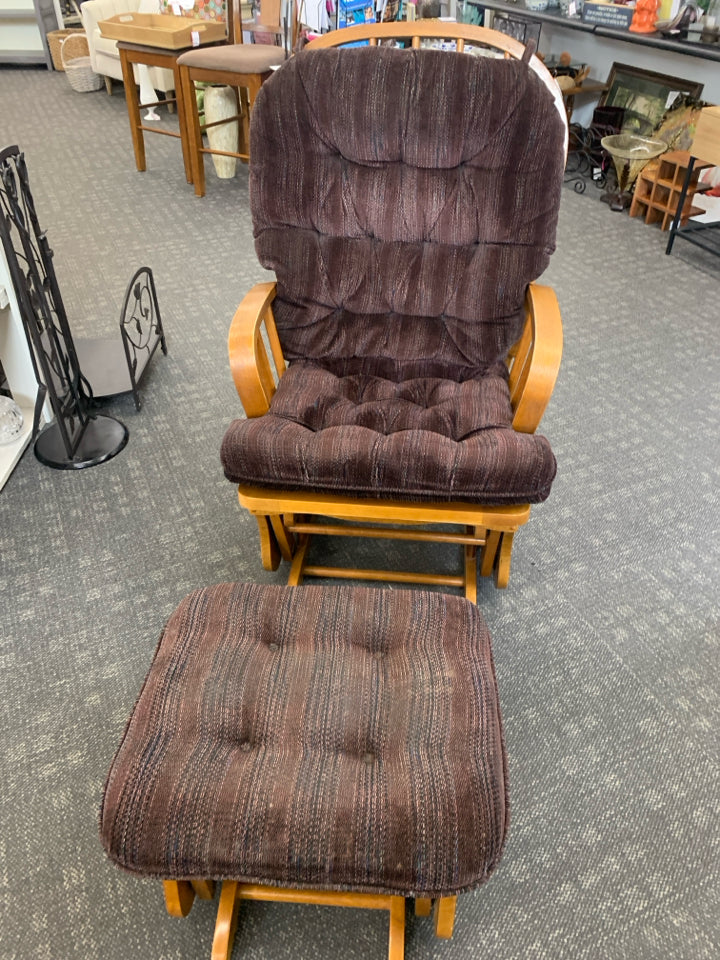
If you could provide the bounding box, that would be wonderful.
[228,280,562,597]
[308,21,567,144]
[224,22,566,597]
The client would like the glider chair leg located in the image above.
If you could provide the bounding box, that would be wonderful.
[464,526,479,602]
[255,515,281,571]
[479,529,501,579]
[414,897,432,916]
[269,514,295,561]
[479,528,516,589]
[287,533,311,585]
[494,532,515,589]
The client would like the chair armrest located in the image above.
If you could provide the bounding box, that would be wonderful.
[228,281,284,417]
[508,283,563,434]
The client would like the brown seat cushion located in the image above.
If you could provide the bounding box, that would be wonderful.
[100,583,508,897]
[177,44,285,73]
[220,361,557,502]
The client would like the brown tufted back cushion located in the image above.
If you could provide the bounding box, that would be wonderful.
[250,46,565,381]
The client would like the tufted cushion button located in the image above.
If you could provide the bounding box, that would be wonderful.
[240,741,252,752]
[268,642,279,651]
[362,752,375,765]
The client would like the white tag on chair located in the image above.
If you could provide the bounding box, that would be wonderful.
[191,29,200,46]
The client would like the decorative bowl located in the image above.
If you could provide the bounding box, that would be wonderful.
[525,0,549,10]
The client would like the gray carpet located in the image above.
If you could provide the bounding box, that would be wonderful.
[1,65,718,960]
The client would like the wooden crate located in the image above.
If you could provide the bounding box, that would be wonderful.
[629,150,712,232]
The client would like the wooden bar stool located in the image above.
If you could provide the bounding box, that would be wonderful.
[177,44,286,197]
[100,582,509,959]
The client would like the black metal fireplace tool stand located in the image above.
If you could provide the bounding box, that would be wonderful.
[0,144,166,469]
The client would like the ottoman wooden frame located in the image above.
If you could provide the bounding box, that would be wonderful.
[100,583,508,960]
[162,878,454,960]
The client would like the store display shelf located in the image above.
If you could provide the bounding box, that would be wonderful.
[0,402,34,492]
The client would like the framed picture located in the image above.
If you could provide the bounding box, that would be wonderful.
[492,14,542,48]
[599,63,704,135]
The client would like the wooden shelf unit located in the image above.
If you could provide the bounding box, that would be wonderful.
[630,150,713,232]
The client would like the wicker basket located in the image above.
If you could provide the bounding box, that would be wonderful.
[47,27,86,71]
[60,33,104,93]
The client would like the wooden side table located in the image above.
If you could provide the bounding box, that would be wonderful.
[118,40,222,184]
[561,80,607,125]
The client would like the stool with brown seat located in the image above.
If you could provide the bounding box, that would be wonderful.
[177,42,286,197]
[100,582,508,959]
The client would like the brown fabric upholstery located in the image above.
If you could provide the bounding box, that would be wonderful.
[221,47,565,503]
[100,583,508,897]
[221,361,556,501]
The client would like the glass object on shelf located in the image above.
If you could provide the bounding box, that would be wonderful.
[600,134,667,211]
[0,396,23,445]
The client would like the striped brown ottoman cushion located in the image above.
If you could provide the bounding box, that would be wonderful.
[100,583,508,897]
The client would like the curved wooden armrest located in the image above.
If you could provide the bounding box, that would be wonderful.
[509,283,563,434]
[228,281,284,417]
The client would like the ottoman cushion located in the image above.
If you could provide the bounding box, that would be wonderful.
[100,583,508,897]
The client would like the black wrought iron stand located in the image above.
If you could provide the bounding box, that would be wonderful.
[0,145,166,469]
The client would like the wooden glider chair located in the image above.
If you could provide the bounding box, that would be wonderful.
[220,22,568,598]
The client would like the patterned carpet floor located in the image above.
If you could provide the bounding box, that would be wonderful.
[1,65,718,960]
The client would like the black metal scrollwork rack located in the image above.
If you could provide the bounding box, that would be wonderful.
[0,145,166,469]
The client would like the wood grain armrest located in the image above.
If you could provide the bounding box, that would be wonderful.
[228,281,284,417]
[509,283,563,434]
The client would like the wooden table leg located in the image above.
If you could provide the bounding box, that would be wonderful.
[120,49,146,172]
[172,61,194,184]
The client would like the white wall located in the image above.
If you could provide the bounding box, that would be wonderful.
[539,24,719,127]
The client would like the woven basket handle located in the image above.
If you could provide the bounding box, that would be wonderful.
[60,31,89,67]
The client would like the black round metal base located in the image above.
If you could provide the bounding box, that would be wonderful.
[600,190,631,212]
[34,415,129,470]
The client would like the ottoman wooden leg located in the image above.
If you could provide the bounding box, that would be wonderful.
[192,880,216,900]
[433,896,457,939]
[388,896,405,960]
[212,881,241,960]
[164,880,196,917]
[414,897,432,917]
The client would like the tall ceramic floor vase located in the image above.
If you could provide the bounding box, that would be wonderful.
[203,85,239,179]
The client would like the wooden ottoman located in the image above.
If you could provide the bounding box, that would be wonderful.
[100,583,508,959]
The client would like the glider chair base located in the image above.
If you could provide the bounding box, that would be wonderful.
[163,879,456,960]
[238,487,532,596]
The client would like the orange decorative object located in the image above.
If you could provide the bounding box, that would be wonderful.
[629,0,659,33]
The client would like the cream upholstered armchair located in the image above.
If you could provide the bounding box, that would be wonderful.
[81,0,175,103]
